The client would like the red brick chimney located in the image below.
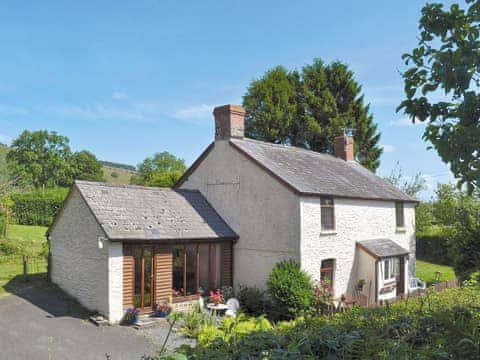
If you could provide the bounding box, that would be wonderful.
[334,134,355,161]
[213,104,245,140]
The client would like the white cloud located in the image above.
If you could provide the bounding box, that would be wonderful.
[39,102,160,123]
[172,104,214,121]
[111,91,129,101]
[0,104,29,116]
[381,144,395,153]
[389,117,426,127]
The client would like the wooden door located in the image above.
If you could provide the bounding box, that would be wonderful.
[133,246,154,311]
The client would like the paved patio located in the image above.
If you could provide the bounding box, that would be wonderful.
[0,278,191,359]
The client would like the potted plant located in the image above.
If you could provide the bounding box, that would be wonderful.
[155,303,172,318]
[124,307,140,325]
[209,289,224,306]
[356,279,366,291]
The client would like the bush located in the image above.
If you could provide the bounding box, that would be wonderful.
[416,226,452,265]
[267,260,313,320]
[237,285,267,316]
[182,288,480,359]
[11,187,68,226]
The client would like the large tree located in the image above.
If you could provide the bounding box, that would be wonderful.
[6,130,104,188]
[243,59,383,171]
[130,151,186,188]
[398,0,480,193]
[70,150,104,182]
[7,130,73,188]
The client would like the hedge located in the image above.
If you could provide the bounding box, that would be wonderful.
[416,226,452,265]
[11,188,69,226]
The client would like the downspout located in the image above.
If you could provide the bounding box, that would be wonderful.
[374,259,379,305]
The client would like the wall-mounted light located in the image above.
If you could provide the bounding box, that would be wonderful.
[98,236,106,249]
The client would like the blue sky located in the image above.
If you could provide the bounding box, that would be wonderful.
[0,0,455,198]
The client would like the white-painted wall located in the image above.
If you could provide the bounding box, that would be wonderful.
[50,188,123,322]
[300,197,415,299]
[108,242,123,322]
[180,140,300,288]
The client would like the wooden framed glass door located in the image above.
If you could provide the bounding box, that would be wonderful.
[133,246,154,311]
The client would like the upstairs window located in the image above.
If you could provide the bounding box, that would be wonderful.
[320,259,335,289]
[395,202,405,228]
[321,197,335,232]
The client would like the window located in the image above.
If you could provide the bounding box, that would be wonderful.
[395,202,405,228]
[321,197,335,232]
[172,245,199,297]
[383,258,396,281]
[320,259,335,289]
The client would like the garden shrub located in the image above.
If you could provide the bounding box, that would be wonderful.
[177,287,480,359]
[416,226,452,265]
[267,260,313,320]
[11,187,68,226]
[237,285,267,316]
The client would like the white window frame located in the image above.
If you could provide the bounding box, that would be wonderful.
[383,258,396,281]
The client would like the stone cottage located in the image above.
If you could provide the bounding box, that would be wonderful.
[48,104,416,322]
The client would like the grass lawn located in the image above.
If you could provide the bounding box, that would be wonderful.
[416,260,456,285]
[0,224,48,296]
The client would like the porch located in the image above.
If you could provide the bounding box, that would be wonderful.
[356,239,410,306]
[122,241,233,313]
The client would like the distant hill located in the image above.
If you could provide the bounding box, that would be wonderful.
[102,162,137,185]
[100,161,136,172]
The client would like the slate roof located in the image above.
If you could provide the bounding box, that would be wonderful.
[74,180,237,241]
[229,138,415,202]
[357,239,409,258]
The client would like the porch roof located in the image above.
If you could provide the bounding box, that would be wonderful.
[357,239,409,259]
[73,180,238,242]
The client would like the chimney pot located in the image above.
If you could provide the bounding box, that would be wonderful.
[213,104,245,140]
[334,135,355,161]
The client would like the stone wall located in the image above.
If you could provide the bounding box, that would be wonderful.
[50,188,110,317]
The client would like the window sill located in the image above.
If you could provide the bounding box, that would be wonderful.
[320,230,337,236]
[395,227,407,233]
[383,279,396,286]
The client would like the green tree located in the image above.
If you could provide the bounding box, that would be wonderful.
[243,59,383,171]
[7,130,73,188]
[398,0,480,193]
[447,197,480,279]
[244,66,297,143]
[384,162,427,199]
[131,151,186,188]
[71,150,104,182]
[0,143,9,185]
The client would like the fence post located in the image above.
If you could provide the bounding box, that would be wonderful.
[23,256,27,276]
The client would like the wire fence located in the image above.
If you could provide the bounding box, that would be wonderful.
[0,254,48,277]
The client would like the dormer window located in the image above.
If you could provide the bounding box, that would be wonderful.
[395,202,405,228]
[321,197,335,232]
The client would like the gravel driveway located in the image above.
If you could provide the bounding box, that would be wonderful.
[0,280,160,360]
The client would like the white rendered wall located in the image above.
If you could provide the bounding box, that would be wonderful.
[180,140,301,289]
[300,196,415,299]
[108,242,123,323]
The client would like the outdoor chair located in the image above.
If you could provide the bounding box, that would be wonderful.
[225,298,240,317]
